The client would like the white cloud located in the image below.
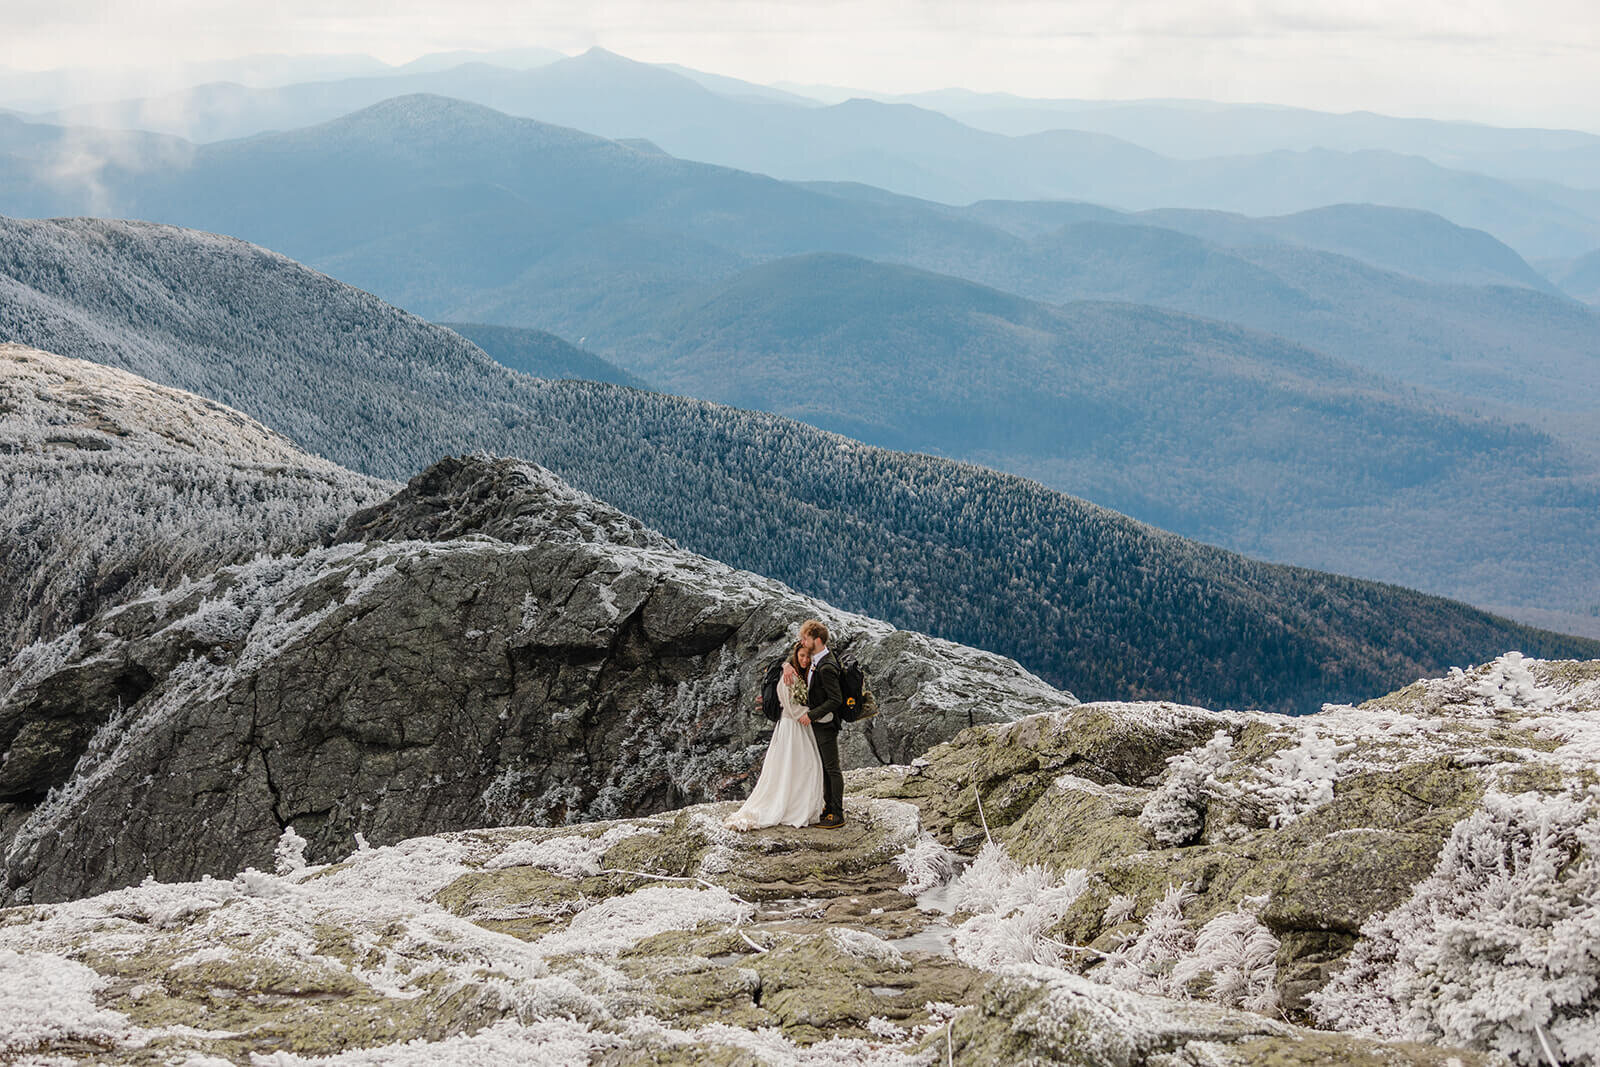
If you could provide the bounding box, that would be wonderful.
[1,0,1597,131]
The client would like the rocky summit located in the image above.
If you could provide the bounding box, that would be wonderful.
[2,653,1595,1064]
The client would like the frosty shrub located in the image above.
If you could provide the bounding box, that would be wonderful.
[948,841,1089,969]
[1256,727,1353,829]
[1469,652,1558,712]
[1310,789,1600,1065]
[1102,894,1137,928]
[1138,730,1235,847]
[273,826,308,876]
[1095,884,1196,997]
[1169,902,1279,1013]
[892,831,958,898]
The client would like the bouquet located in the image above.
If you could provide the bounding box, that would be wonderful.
[789,677,808,706]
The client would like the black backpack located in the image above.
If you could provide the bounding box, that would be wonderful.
[758,657,784,723]
[835,650,878,723]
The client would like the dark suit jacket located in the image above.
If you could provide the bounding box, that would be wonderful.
[806,654,845,729]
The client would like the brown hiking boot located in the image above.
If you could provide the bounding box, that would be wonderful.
[815,812,845,829]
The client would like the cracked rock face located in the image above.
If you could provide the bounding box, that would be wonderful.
[1,455,1077,905]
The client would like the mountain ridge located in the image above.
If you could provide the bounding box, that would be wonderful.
[4,215,1593,712]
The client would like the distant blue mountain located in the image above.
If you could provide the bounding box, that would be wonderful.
[24,47,1600,259]
[4,94,1595,434]
[879,92,1600,189]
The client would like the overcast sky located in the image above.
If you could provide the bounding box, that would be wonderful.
[4,0,1598,131]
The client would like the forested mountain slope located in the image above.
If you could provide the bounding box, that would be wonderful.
[615,252,1600,622]
[2,215,1594,712]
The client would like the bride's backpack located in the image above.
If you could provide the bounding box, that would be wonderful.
[836,651,878,722]
[758,658,784,723]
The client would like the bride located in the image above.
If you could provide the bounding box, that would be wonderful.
[725,643,824,830]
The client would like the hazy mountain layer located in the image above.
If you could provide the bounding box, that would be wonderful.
[616,252,1600,616]
[916,91,1600,187]
[17,47,1598,259]
[956,199,1558,293]
[7,95,1589,430]
[5,216,1593,712]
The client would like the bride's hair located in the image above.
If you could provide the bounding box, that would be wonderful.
[788,642,809,671]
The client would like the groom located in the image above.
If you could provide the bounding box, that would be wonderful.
[797,619,846,829]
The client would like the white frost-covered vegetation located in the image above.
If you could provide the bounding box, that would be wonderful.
[948,841,1089,970]
[486,824,661,879]
[930,656,1600,1063]
[1138,729,1235,846]
[0,343,394,655]
[1311,788,1600,1065]
[891,831,958,898]
[1135,718,1354,845]
[944,847,1279,1013]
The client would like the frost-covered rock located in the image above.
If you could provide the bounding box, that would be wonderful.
[0,795,1493,1065]
[852,657,1600,1062]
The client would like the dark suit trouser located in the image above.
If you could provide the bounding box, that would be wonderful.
[814,722,844,818]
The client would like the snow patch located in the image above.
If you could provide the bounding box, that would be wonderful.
[484,824,660,878]
[0,950,141,1055]
[532,885,754,959]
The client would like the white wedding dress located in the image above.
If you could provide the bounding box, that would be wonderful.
[724,677,824,830]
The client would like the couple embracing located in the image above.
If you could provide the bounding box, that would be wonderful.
[725,619,847,831]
